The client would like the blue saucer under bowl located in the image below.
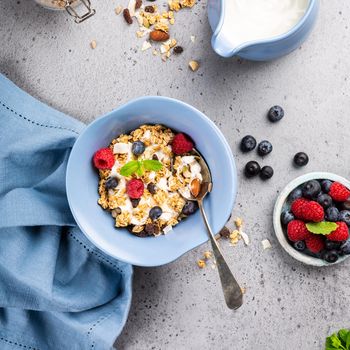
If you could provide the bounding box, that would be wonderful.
[66,96,237,266]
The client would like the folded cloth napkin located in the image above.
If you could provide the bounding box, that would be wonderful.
[0,74,133,350]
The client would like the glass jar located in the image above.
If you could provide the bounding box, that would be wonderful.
[34,0,95,23]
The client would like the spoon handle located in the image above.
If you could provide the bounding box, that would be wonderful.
[198,200,243,310]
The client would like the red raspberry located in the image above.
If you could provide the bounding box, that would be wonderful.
[328,182,350,202]
[287,220,311,242]
[291,198,308,219]
[93,148,115,169]
[126,179,144,199]
[171,133,194,155]
[305,235,325,253]
[301,201,324,222]
[327,222,349,241]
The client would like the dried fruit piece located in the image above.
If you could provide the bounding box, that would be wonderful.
[219,226,230,238]
[189,60,199,71]
[150,30,170,42]
[123,8,133,24]
[173,45,183,54]
[190,178,201,197]
[135,0,142,9]
[145,5,155,12]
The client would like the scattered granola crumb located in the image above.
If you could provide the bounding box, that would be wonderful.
[229,229,241,245]
[189,60,199,71]
[241,287,247,294]
[234,217,243,228]
[152,49,159,56]
[197,259,206,268]
[141,41,152,51]
[115,5,123,15]
[190,35,195,43]
[90,40,97,49]
[262,239,272,250]
[203,251,212,260]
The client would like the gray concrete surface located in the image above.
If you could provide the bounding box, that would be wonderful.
[1,0,350,349]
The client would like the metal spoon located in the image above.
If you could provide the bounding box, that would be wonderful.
[179,149,243,310]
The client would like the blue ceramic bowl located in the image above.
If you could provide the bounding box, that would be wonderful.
[208,0,319,61]
[66,97,237,266]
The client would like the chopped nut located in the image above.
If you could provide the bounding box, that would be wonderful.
[189,60,199,71]
[262,239,272,250]
[203,251,212,260]
[234,217,243,228]
[197,259,206,268]
[141,40,152,51]
[115,5,123,15]
[240,231,250,246]
[150,30,170,42]
[190,178,201,197]
[90,40,97,49]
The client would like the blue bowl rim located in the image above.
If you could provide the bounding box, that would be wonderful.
[211,0,318,57]
[66,96,237,266]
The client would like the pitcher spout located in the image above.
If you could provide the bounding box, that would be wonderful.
[211,32,239,58]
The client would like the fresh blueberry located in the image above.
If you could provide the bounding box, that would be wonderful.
[260,166,274,180]
[317,193,333,209]
[325,207,339,222]
[288,188,303,201]
[325,240,342,251]
[281,211,295,225]
[340,240,350,255]
[257,140,273,156]
[323,250,339,263]
[105,177,119,190]
[293,240,306,252]
[240,135,257,152]
[244,161,261,178]
[267,105,284,123]
[321,179,333,193]
[149,206,162,220]
[182,201,198,216]
[132,141,146,155]
[302,180,321,199]
[294,152,309,167]
[339,210,350,226]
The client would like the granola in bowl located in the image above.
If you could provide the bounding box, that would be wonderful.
[93,124,203,237]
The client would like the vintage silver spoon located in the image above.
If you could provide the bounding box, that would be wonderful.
[179,149,243,310]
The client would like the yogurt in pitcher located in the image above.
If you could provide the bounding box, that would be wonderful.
[223,0,309,48]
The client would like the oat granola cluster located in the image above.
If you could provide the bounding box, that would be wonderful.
[94,124,202,237]
[116,0,196,61]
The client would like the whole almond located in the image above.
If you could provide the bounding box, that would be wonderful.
[150,30,170,42]
[123,8,133,24]
[190,178,201,197]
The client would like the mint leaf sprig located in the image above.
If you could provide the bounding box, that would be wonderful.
[120,159,163,177]
[306,222,338,235]
[325,329,350,350]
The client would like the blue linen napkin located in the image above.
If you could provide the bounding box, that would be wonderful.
[0,74,133,350]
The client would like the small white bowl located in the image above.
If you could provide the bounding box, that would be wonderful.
[273,172,350,267]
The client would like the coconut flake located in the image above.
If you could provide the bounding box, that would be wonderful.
[141,41,152,51]
[113,143,132,154]
[163,225,173,234]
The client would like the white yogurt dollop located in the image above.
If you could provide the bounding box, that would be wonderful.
[223,0,309,48]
